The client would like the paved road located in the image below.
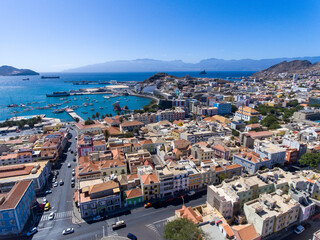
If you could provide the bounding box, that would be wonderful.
[31,127,78,240]
[282,219,320,240]
[31,185,206,240]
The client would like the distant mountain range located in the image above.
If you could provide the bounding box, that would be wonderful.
[0,65,39,76]
[65,56,320,72]
[252,60,320,79]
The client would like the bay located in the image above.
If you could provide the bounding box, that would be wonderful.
[0,71,254,121]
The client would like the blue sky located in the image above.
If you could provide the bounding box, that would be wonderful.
[0,0,319,71]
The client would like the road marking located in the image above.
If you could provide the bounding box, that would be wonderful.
[146,223,162,240]
[152,218,167,225]
[40,210,73,221]
[38,226,53,231]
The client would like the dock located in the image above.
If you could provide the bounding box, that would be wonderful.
[65,108,84,122]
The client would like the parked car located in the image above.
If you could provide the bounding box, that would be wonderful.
[53,182,58,187]
[44,202,51,211]
[127,233,137,240]
[73,158,76,162]
[187,191,195,196]
[178,194,185,199]
[72,171,75,176]
[67,163,71,168]
[52,178,56,183]
[38,203,45,212]
[26,227,38,236]
[45,190,52,194]
[166,197,174,202]
[43,197,48,203]
[60,180,64,186]
[294,225,305,234]
[71,150,74,154]
[71,182,75,188]
[92,215,104,222]
[112,220,126,230]
[144,202,152,208]
[49,212,55,220]
[62,228,74,235]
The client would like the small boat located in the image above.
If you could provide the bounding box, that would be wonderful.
[90,108,94,111]
[22,78,29,81]
[88,103,93,106]
[52,108,65,113]
[59,97,67,100]
[81,111,88,114]
[99,107,103,109]
[74,97,78,101]
[103,96,110,99]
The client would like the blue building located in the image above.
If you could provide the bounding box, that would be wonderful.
[0,180,36,236]
[232,151,272,174]
[213,102,231,115]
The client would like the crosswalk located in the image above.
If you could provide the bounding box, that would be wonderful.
[40,210,73,221]
[146,223,162,240]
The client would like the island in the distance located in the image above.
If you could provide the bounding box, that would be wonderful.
[0,65,39,76]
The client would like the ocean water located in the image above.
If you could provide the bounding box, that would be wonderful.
[0,71,254,121]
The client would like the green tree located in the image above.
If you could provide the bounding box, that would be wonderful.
[92,114,96,119]
[287,99,299,108]
[248,116,259,124]
[85,118,94,125]
[104,130,109,140]
[119,117,124,123]
[74,117,80,123]
[299,153,320,168]
[232,129,239,136]
[163,218,203,240]
[95,112,100,119]
[101,115,105,119]
[231,104,238,113]
[218,173,227,182]
[123,132,134,138]
[261,114,280,129]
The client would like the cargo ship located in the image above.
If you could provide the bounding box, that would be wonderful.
[41,76,60,79]
[46,91,70,97]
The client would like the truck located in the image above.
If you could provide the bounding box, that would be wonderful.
[112,220,126,230]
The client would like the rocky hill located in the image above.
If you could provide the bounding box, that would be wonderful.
[143,72,197,84]
[252,60,320,79]
[0,65,39,76]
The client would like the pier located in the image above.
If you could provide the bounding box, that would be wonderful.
[65,108,84,122]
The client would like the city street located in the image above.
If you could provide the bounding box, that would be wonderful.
[32,192,207,240]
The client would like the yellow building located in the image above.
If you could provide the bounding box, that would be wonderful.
[189,172,201,190]
[140,173,160,201]
[43,123,64,133]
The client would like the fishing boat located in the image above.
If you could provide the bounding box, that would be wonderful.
[52,108,65,114]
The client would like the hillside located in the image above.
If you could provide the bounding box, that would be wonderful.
[252,60,320,79]
[0,65,39,76]
[65,56,320,72]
